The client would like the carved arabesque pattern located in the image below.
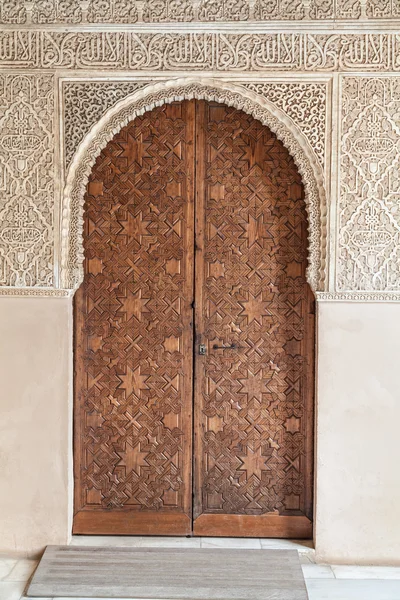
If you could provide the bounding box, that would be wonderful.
[1,32,400,72]
[3,0,399,22]
[243,83,327,169]
[0,74,54,287]
[367,0,400,17]
[74,103,194,517]
[338,77,400,291]
[199,0,249,20]
[143,0,193,21]
[63,81,150,168]
[64,80,327,174]
[254,0,305,19]
[195,102,314,519]
[62,79,326,295]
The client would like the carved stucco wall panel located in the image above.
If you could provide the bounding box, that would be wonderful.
[2,0,400,22]
[338,76,400,292]
[64,80,328,172]
[61,78,327,294]
[0,73,54,287]
[242,82,327,169]
[63,81,151,168]
[0,23,400,300]
[1,32,400,72]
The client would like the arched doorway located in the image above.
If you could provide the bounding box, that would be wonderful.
[73,99,315,538]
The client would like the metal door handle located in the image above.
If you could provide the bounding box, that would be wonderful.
[212,343,237,350]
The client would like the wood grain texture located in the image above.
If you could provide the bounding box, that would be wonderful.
[74,99,314,537]
[74,101,195,534]
[27,546,308,600]
[193,101,314,536]
[193,514,312,539]
[73,511,191,535]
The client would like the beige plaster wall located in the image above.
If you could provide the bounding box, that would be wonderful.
[315,301,400,565]
[0,298,72,557]
[1,297,400,563]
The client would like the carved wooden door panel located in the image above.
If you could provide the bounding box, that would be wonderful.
[192,101,314,538]
[74,102,195,535]
[74,99,314,537]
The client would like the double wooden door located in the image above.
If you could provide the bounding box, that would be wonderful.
[74,100,314,538]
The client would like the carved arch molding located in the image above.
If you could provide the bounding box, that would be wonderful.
[62,78,327,294]
[1,37,400,300]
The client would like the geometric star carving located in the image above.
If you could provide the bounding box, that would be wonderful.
[238,446,268,480]
[245,214,265,247]
[118,439,148,476]
[238,371,269,401]
[121,210,151,238]
[118,365,149,397]
[120,132,152,167]
[122,290,150,321]
[240,292,269,324]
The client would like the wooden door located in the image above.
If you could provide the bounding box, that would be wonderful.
[74,102,195,534]
[192,102,314,538]
[74,100,314,537]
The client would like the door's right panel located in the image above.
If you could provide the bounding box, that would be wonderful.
[193,101,315,538]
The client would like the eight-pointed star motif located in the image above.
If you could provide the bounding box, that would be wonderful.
[238,446,268,480]
[240,292,269,324]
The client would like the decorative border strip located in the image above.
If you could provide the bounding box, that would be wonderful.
[316,292,400,302]
[0,287,72,298]
[2,290,399,301]
[1,32,400,71]
[1,0,400,24]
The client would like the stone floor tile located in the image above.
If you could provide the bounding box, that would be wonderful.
[0,581,26,600]
[0,558,17,580]
[4,559,38,582]
[71,535,144,547]
[299,552,316,564]
[332,565,400,580]
[140,536,201,548]
[302,563,335,579]
[260,538,314,552]
[306,578,400,600]
[200,537,261,548]
[20,597,52,600]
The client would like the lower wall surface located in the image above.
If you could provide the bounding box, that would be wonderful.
[0,298,72,556]
[0,297,400,563]
[315,301,400,565]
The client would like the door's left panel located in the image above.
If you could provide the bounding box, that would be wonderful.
[73,101,196,535]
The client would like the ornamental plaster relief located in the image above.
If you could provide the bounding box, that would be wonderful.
[0,74,54,288]
[1,0,400,23]
[61,78,327,293]
[63,80,327,172]
[0,23,399,300]
[338,76,400,292]
[0,32,400,72]
[63,81,150,168]
[243,82,327,169]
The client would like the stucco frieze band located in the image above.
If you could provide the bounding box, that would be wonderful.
[1,0,400,23]
[1,32,400,72]
[0,287,71,297]
[316,292,400,301]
